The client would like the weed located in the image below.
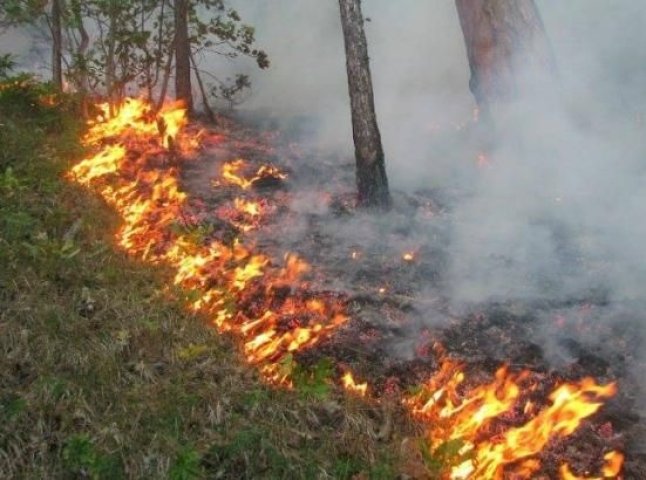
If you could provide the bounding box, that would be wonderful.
[169,446,203,480]
[62,434,123,479]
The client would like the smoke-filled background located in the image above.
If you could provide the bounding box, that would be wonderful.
[217,0,646,304]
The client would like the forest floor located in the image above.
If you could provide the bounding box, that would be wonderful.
[0,82,400,479]
[181,111,646,479]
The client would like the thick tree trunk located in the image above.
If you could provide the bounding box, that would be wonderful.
[174,0,193,114]
[455,0,555,117]
[338,0,390,209]
[51,0,63,91]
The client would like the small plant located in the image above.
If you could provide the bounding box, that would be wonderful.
[0,54,15,78]
[202,428,290,479]
[279,354,334,399]
[62,434,123,479]
[419,437,473,479]
[0,394,26,421]
[169,446,203,480]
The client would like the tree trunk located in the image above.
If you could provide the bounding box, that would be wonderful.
[174,0,193,114]
[338,0,390,209]
[189,51,216,123]
[51,0,63,91]
[455,0,555,117]
[155,36,175,112]
[105,0,118,115]
[68,0,89,115]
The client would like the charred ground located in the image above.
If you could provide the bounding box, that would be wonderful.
[182,113,646,479]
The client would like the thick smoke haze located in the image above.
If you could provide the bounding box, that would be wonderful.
[227,1,646,304]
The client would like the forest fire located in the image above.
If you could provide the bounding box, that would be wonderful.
[67,98,624,479]
[67,97,347,384]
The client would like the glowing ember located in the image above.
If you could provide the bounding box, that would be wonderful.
[341,372,368,396]
[402,252,415,262]
[476,152,491,168]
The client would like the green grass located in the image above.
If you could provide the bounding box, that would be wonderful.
[0,77,402,479]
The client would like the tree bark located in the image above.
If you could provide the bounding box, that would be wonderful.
[189,50,216,123]
[51,0,63,91]
[174,0,193,114]
[455,0,555,117]
[155,36,175,112]
[105,0,118,114]
[338,0,390,209]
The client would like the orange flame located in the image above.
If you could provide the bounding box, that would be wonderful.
[217,159,287,190]
[404,357,622,479]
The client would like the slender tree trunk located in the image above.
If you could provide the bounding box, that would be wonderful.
[105,0,118,115]
[155,36,175,112]
[68,0,89,115]
[338,0,390,209]
[51,0,63,91]
[455,0,555,117]
[174,0,193,114]
[189,51,216,123]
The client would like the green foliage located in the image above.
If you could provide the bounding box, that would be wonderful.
[3,0,268,109]
[170,446,203,480]
[0,74,80,138]
[202,428,291,479]
[332,455,364,479]
[280,355,335,399]
[210,73,252,109]
[419,438,473,478]
[0,0,47,24]
[0,394,27,421]
[0,54,15,78]
[62,434,123,479]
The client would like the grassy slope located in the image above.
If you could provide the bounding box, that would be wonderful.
[0,80,400,479]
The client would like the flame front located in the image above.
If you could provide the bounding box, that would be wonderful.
[68,98,346,387]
